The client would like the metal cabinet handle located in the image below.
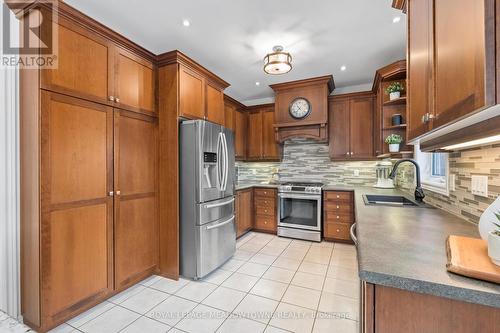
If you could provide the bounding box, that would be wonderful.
[336,195,340,198]
[206,216,234,230]
[205,198,235,209]
[115,97,120,103]
[109,96,115,102]
[336,216,340,219]
[116,190,121,196]
[108,191,114,196]
[336,229,340,232]
[336,205,340,209]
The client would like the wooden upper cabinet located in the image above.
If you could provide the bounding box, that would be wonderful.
[206,82,225,125]
[179,66,206,120]
[329,98,350,159]
[224,104,235,130]
[247,111,263,160]
[262,109,280,159]
[407,0,433,141]
[234,109,247,159]
[433,0,495,128]
[41,17,113,105]
[114,48,155,113]
[350,97,374,159]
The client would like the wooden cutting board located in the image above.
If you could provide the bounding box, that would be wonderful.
[446,235,500,284]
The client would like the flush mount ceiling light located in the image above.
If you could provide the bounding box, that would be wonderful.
[182,19,190,27]
[263,45,292,75]
[340,65,347,71]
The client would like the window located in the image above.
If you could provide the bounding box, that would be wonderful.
[414,144,449,196]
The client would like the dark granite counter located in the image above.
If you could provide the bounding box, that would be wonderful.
[235,183,279,191]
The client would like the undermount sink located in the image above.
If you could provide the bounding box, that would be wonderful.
[363,194,419,207]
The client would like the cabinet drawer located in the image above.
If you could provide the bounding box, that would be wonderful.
[255,205,275,217]
[324,222,351,241]
[324,202,353,214]
[254,188,276,198]
[255,197,275,209]
[255,214,276,231]
[324,191,353,202]
[325,211,354,224]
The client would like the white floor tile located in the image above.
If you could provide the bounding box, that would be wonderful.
[139,275,164,287]
[326,265,359,282]
[147,295,197,326]
[323,278,359,299]
[303,252,331,265]
[272,257,301,271]
[108,285,146,304]
[175,304,228,333]
[217,316,266,333]
[175,281,217,302]
[282,285,321,310]
[220,258,246,272]
[250,279,288,301]
[67,301,115,328]
[312,313,358,333]
[262,266,295,284]
[318,292,359,321]
[233,294,279,324]
[202,286,246,312]
[264,326,290,333]
[239,242,265,253]
[249,253,278,265]
[233,249,254,261]
[291,272,325,291]
[269,302,315,333]
[311,241,334,249]
[120,287,169,314]
[201,269,233,285]
[280,247,308,260]
[298,262,328,276]
[237,262,269,277]
[47,323,74,333]
[150,277,190,294]
[120,316,170,333]
[221,272,259,292]
[259,245,286,256]
[79,306,140,333]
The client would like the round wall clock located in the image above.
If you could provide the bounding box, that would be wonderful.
[289,97,311,119]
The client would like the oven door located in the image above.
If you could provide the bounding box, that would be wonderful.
[278,193,321,231]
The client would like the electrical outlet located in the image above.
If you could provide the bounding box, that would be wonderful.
[471,175,488,197]
[353,169,360,177]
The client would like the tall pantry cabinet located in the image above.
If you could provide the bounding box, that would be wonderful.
[19,4,158,332]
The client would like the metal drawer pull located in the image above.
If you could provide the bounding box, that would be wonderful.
[336,205,340,209]
[115,97,120,103]
[350,223,358,246]
[108,191,114,196]
[206,216,235,230]
[336,216,340,219]
[336,229,340,232]
[336,195,340,198]
[205,198,235,209]
[109,96,115,101]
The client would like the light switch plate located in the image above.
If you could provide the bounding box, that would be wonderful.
[471,175,488,197]
[353,169,360,177]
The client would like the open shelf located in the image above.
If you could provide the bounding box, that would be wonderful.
[377,151,414,159]
[383,96,407,106]
[383,124,407,130]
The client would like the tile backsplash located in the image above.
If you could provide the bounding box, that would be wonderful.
[398,144,500,224]
[237,138,378,186]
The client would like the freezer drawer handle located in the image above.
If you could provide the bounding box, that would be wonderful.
[206,216,235,230]
[350,223,358,246]
[204,198,235,209]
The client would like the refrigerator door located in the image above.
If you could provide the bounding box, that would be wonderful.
[196,121,224,203]
[197,196,235,226]
[221,128,235,198]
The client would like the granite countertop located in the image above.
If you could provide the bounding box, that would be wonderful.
[235,182,280,190]
[324,185,500,308]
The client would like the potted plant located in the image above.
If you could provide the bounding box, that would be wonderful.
[385,134,403,153]
[487,213,500,266]
[385,82,405,101]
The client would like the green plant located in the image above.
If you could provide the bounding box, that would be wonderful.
[385,82,405,94]
[493,212,500,236]
[385,134,403,145]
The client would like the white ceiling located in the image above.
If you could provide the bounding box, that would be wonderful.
[65,0,406,105]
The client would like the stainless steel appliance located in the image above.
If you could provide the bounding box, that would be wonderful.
[180,120,236,279]
[277,182,324,242]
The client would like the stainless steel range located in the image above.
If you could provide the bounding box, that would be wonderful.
[277,181,324,242]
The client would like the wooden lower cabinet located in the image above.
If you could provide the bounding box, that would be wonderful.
[363,283,500,333]
[253,188,277,233]
[235,189,253,238]
[323,190,354,242]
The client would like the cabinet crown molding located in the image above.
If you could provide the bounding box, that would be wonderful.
[372,60,406,93]
[269,75,335,94]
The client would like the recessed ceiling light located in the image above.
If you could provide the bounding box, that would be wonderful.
[393,16,401,23]
[255,82,260,86]
[340,65,347,71]
[182,19,190,27]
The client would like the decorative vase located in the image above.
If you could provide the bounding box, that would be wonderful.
[478,196,500,240]
[488,231,500,266]
[389,144,400,153]
[389,91,401,100]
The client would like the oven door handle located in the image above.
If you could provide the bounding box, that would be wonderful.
[278,193,321,200]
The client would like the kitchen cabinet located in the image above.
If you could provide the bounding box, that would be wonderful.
[224,104,235,130]
[234,110,247,159]
[406,0,496,141]
[246,105,281,161]
[323,191,354,242]
[253,188,277,233]
[206,82,225,125]
[329,93,375,160]
[235,189,253,238]
[179,66,206,120]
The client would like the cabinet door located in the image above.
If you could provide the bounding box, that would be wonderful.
[234,110,247,159]
[114,110,158,289]
[40,91,113,321]
[262,109,280,159]
[247,111,263,159]
[114,48,155,114]
[206,83,225,125]
[329,99,351,159]
[224,104,235,130]
[407,0,434,141]
[179,66,205,120]
[41,17,113,105]
[433,0,495,128]
[240,189,254,232]
[350,97,374,159]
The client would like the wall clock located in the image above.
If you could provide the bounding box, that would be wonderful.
[289,97,311,119]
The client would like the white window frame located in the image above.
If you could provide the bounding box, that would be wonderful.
[414,143,449,196]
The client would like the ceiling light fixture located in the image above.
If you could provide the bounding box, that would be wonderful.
[263,45,292,75]
[340,65,347,71]
[393,16,401,23]
[182,19,190,27]
[255,82,260,86]
[442,135,500,150]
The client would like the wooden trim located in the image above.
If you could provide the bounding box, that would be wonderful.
[246,103,275,111]
[329,91,375,100]
[269,75,335,94]
[420,115,500,151]
[372,60,406,93]
[157,50,230,89]
[224,94,247,109]
[392,0,407,13]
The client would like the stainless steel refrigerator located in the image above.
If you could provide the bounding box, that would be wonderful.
[179,120,236,279]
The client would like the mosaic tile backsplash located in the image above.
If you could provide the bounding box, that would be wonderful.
[398,144,500,224]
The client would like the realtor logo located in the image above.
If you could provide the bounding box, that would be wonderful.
[1,0,58,68]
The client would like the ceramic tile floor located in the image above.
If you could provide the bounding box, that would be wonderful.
[15,232,360,333]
